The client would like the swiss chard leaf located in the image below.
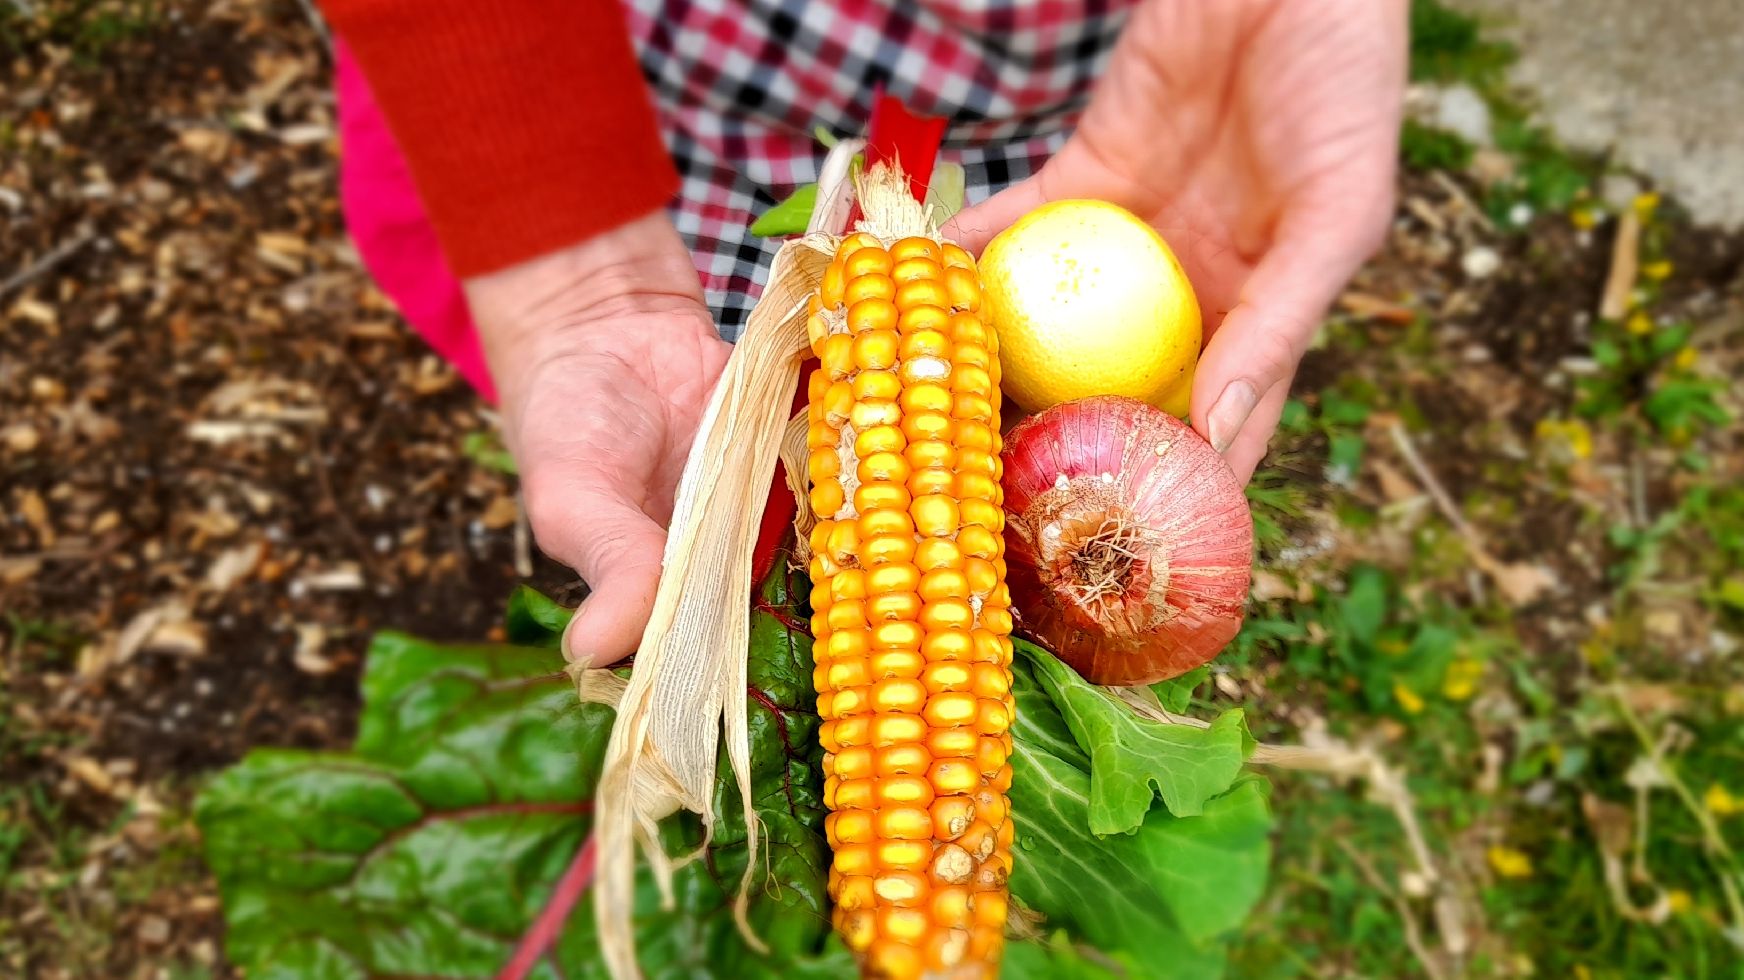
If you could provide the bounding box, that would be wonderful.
[197,553,843,978]
[1008,652,1272,970]
[1022,642,1253,829]
[505,585,573,647]
[1153,665,1211,713]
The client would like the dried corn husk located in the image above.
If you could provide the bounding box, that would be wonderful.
[583,139,869,979]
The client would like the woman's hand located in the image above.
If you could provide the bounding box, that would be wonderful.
[949,0,1407,482]
[465,212,730,666]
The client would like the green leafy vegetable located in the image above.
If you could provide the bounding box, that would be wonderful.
[505,584,573,647]
[750,184,819,238]
[1153,665,1211,713]
[1022,643,1253,829]
[1008,643,1271,976]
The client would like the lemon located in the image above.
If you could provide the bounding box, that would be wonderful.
[979,200,1201,416]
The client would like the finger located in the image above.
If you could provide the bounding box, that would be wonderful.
[523,477,668,667]
[1218,377,1293,485]
[941,177,1051,255]
[1190,207,1380,471]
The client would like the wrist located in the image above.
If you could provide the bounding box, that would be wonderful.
[462,210,709,376]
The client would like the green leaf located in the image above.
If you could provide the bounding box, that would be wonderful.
[198,552,843,979]
[1340,565,1390,646]
[1019,642,1253,829]
[1009,700,1272,971]
[750,184,819,237]
[461,431,518,475]
[505,585,572,647]
[1152,666,1210,713]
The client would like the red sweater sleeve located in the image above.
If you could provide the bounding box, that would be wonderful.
[322,0,678,277]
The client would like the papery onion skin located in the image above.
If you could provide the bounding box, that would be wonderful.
[1000,395,1253,686]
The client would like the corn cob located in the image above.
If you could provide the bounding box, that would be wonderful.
[804,176,1016,979]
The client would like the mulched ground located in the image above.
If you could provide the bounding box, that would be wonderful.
[3,1,1741,977]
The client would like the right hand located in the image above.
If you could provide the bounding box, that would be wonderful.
[464,212,731,667]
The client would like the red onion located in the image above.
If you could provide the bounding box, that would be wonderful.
[1000,396,1253,686]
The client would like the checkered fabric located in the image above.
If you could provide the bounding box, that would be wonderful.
[621,0,1138,340]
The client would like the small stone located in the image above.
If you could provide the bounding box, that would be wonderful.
[137,914,171,946]
[1427,83,1492,146]
[293,624,338,675]
[30,375,66,402]
[1600,173,1643,212]
[2,423,39,453]
[1461,246,1502,279]
[145,620,208,658]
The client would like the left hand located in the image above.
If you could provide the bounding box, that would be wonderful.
[947,0,1407,482]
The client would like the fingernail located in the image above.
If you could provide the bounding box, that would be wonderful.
[1206,379,1259,454]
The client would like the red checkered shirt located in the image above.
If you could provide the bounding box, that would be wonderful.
[623,0,1138,338]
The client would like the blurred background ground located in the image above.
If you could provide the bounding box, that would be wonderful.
[2,1,1742,977]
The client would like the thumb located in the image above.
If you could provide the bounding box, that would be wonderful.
[1191,213,1375,481]
[528,485,668,668]
[942,177,1050,255]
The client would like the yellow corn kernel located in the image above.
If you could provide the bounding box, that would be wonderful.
[832,747,874,783]
[865,562,922,595]
[943,267,980,310]
[850,399,902,430]
[926,727,978,759]
[912,495,960,537]
[931,797,976,841]
[976,736,1009,776]
[921,629,974,663]
[827,521,861,565]
[876,776,936,808]
[874,870,930,906]
[959,499,1002,532]
[826,601,867,632]
[892,256,942,284]
[895,278,951,312]
[941,243,975,269]
[950,315,990,348]
[975,699,1012,735]
[929,758,982,796]
[898,380,953,415]
[904,439,955,471]
[851,368,901,402]
[807,448,840,485]
[861,532,917,567]
[830,569,867,602]
[866,593,921,622]
[853,330,899,371]
[901,411,953,444]
[845,273,896,306]
[821,333,854,380]
[890,236,942,263]
[953,471,998,503]
[832,826,875,859]
[838,231,882,259]
[858,508,914,541]
[855,482,912,515]
[820,262,846,308]
[869,942,924,979]
[871,713,927,747]
[918,568,969,602]
[907,468,955,498]
[878,839,933,872]
[899,355,953,386]
[900,329,951,360]
[828,685,870,718]
[953,343,990,371]
[871,677,927,713]
[920,599,974,633]
[972,666,1010,701]
[843,247,893,279]
[898,304,950,335]
[922,661,972,693]
[957,525,1000,560]
[913,538,961,571]
[870,648,926,678]
[839,909,876,952]
[955,447,995,476]
[931,888,972,930]
[847,296,899,334]
[810,479,844,517]
[827,629,870,660]
[836,874,876,910]
[871,622,925,651]
[835,778,876,810]
[877,743,932,776]
[876,807,934,841]
[854,424,905,457]
[826,659,870,690]
[858,451,909,486]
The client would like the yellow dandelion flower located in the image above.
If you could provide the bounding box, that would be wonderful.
[1634,192,1661,218]
[1378,638,1410,657]
[1488,845,1534,879]
[1442,658,1484,701]
[1643,259,1673,281]
[1535,418,1593,461]
[1674,347,1698,371]
[1626,310,1654,335]
[1570,206,1598,231]
[1393,682,1426,715]
[1573,966,1592,980]
[1706,783,1740,817]
[1667,890,1692,914]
